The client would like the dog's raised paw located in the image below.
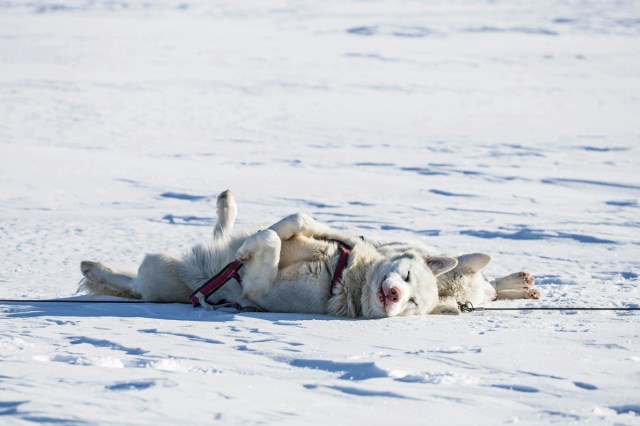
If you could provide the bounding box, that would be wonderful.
[235,244,252,262]
[236,250,250,262]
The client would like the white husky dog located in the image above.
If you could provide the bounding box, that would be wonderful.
[78,190,539,318]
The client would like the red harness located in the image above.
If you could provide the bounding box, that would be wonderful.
[330,240,352,293]
[190,260,243,307]
[190,240,352,308]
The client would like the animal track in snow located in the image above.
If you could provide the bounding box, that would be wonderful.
[159,192,213,202]
[0,401,27,416]
[491,384,540,393]
[288,359,389,381]
[138,328,223,345]
[306,384,417,400]
[67,336,147,355]
[460,227,617,244]
[573,381,598,390]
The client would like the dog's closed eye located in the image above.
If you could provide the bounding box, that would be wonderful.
[405,270,411,282]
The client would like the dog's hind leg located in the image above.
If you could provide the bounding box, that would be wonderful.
[269,213,353,243]
[80,261,142,298]
[213,189,237,240]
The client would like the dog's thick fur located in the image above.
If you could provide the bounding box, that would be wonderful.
[78,190,539,318]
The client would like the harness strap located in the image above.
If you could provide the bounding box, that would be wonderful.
[191,239,352,308]
[190,260,243,307]
[330,240,352,293]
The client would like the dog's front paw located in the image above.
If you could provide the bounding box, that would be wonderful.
[236,233,259,261]
[236,245,251,262]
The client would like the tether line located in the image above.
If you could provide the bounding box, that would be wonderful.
[0,299,179,304]
[458,302,639,312]
[468,307,639,311]
[0,299,639,311]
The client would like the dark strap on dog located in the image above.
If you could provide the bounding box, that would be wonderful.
[190,260,243,307]
[191,239,351,307]
[330,240,352,293]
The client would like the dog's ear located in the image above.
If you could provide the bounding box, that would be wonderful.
[455,253,491,274]
[425,256,458,277]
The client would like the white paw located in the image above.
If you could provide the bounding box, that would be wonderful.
[236,233,260,261]
[495,271,535,291]
[200,300,218,311]
[236,245,251,262]
[526,288,541,300]
[518,272,535,289]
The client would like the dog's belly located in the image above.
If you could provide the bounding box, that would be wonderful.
[246,261,333,314]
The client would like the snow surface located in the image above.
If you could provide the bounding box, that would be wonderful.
[1,0,640,424]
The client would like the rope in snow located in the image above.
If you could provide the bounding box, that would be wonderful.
[0,299,178,304]
[0,299,638,312]
[458,302,640,312]
[0,299,262,312]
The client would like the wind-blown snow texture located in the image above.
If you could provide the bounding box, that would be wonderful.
[1,0,639,424]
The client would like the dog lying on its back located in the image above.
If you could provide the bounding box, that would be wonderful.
[78,190,540,318]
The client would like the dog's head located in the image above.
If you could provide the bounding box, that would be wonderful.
[437,253,496,307]
[362,250,458,318]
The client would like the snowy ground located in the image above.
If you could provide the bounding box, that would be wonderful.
[1,0,640,424]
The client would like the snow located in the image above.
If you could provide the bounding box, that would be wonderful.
[1,0,639,424]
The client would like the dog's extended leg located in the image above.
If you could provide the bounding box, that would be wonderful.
[80,261,141,298]
[493,272,540,300]
[496,288,541,300]
[213,190,237,240]
[269,213,352,242]
[235,229,281,303]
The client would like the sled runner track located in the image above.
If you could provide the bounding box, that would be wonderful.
[1,299,639,312]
